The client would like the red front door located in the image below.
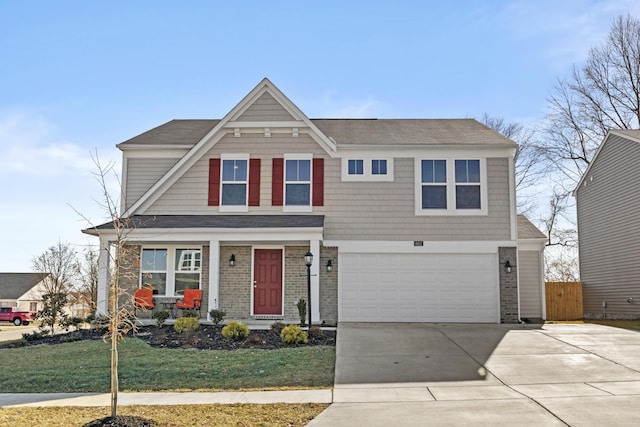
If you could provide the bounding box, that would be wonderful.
[253,249,283,315]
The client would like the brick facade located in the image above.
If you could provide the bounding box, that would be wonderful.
[499,246,519,323]
[319,246,338,324]
[218,246,252,319]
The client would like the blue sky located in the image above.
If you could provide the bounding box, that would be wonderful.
[0,0,638,271]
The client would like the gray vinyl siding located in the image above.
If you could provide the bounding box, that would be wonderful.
[124,157,179,210]
[236,92,295,122]
[576,134,640,319]
[519,250,543,319]
[146,133,511,240]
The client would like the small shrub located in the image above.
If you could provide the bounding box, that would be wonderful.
[270,321,285,335]
[280,324,308,345]
[308,326,323,339]
[63,317,84,331]
[153,310,170,327]
[59,331,84,343]
[209,309,226,326]
[222,320,249,341]
[246,333,266,345]
[296,299,307,326]
[91,315,109,333]
[174,317,200,333]
[22,330,47,342]
[181,309,199,318]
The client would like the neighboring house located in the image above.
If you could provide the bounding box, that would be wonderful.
[84,78,545,324]
[0,273,48,312]
[575,129,640,319]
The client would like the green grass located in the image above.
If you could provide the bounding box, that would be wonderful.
[0,404,329,427]
[0,338,335,392]
[586,319,640,330]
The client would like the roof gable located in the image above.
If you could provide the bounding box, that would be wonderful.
[575,129,640,194]
[124,78,337,216]
[0,273,48,300]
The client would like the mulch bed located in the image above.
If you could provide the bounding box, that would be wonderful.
[1,324,336,350]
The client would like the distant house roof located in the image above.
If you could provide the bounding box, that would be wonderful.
[0,273,48,301]
[517,215,546,240]
[84,215,325,235]
[117,118,517,149]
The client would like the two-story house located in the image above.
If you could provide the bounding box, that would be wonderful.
[84,78,546,324]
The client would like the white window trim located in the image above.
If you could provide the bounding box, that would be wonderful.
[283,153,313,213]
[219,153,250,213]
[342,158,394,182]
[139,245,203,297]
[414,158,488,216]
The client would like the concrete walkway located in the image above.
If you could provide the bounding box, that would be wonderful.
[308,322,640,426]
[0,390,332,407]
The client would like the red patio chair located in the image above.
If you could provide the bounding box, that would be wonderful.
[176,289,202,315]
[134,288,155,314]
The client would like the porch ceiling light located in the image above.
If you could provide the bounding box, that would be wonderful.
[326,259,333,272]
[229,254,236,267]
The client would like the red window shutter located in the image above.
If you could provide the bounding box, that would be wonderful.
[208,158,221,206]
[272,158,284,206]
[312,158,324,206]
[248,158,261,207]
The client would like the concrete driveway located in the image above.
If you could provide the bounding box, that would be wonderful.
[308,323,640,426]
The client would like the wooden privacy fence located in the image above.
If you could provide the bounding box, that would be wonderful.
[545,282,583,320]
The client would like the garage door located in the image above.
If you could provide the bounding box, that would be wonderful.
[339,253,499,323]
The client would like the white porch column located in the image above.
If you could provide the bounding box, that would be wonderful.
[311,239,321,324]
[96,237,110,316]
[207,240,220,321]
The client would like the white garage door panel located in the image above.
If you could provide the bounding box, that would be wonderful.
[340,253,498,323]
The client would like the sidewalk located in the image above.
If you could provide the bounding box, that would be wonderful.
[0,389,333,407]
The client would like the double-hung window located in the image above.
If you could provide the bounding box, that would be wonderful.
[455,160,481,209]
[421,160,447,209]
[140,248,168,295]
[221,157,248,207]
[285,158,311,206]
[348,159,364,175]
[372,159,387,175]
[416,158,486,215]
[140,247,202,296]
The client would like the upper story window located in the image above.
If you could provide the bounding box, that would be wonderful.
[348,159,364,175]
[415,158,487,215]
[342,158,393,181]
[421,160,447,209]
[140,247,202,296]
[221,159,248,206]
[285,158,311,206]
[455,160,481,209]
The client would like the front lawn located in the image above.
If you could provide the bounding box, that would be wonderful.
[0,338,335,392]
[586,319,640,330]
[0,404,328,427]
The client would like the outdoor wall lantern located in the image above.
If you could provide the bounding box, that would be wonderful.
[326,259,333,272]
[229,254,236,267]
[504,260,512,274]
[304,251,313,327]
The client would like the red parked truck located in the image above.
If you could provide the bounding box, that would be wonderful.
[0,307,35,326]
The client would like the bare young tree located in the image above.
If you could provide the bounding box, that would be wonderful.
[78,246,99,315]
[74,151,138,420]
[32,241,80,335]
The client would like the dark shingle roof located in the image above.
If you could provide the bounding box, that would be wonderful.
[0,273,48,300]
[117,118,516,148]
[85,215,324,234]
[118,119,220,147]
[517,215,546,240]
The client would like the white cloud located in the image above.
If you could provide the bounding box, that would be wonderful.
[502,0,640,69]
[0,111,121,271]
